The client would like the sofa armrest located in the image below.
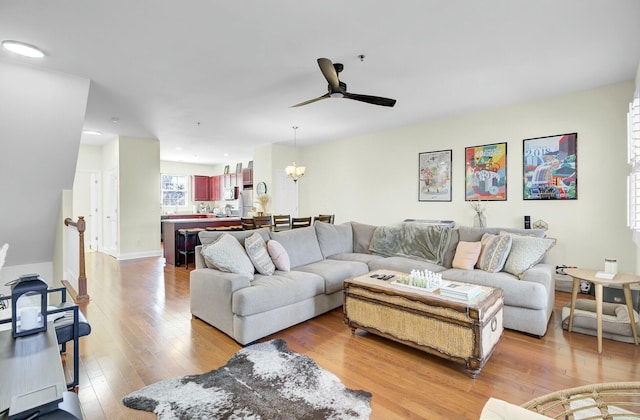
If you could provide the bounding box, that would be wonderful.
[521,263,555,319]
[190,268,251,338]
[520,264,554,291]
[195,245,206,269]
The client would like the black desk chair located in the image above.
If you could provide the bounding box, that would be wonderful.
[0,287,91,390]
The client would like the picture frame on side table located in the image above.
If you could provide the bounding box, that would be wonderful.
[464,142,507,201]
[523,133,577,200]
[419,149,452,202]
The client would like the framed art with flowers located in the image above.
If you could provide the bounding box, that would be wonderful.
[464,142,507,201]
[419,149,452,201]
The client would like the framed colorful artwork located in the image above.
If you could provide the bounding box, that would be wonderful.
[523,133,577,200]
[464,142,507,201]
[419,149,452,201]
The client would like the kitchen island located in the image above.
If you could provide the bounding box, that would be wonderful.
[162,217,242,265]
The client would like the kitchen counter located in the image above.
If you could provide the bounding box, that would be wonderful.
[162,217,242,265]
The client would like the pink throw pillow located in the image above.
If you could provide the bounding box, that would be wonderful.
[452,241,482,270]
[267,240,290,272]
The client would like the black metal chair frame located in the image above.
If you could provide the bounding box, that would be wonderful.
[176,229,201,269]
[0,287,88,390]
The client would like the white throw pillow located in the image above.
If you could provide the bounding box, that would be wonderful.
[200,233,255,279]
[245,232,275,275]
[267,240,290,272]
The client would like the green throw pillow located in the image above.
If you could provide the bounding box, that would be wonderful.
[501,231,555,277]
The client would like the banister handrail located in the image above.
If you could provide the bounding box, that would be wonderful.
[64,216,89,302]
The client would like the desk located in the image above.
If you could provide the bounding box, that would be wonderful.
[565,268,639,353]
[0,324,66,418]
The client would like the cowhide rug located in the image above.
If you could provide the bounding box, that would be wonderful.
[123,339,372,419]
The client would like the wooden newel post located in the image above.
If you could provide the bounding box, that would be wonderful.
[76,216,89,301]
[64,216,90,302]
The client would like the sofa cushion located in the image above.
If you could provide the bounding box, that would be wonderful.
[351,222,377,254]
[476,233,512,273]
[441,268,548,310]
[368,256,447,274]
[200,233,255,279]
[199,227,270,246]
[458,226,545,242]
[267,240,290,272]
[452,241,482,270]
[501,232,555,277]
[232,271,325,317]
[315,222,353,258]
[328,253,385,265]
[294,259,370,294]
[269,226,324,268]
[244,232,275,275]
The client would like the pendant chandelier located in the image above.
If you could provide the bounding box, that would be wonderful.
[285,126,306,182]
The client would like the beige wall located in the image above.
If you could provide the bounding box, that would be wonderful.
[297,81,636,272]
[118,137,162,258]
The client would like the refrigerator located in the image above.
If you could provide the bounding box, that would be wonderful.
[239,188,253,217]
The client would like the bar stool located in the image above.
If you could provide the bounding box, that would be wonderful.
[176,228,203,269]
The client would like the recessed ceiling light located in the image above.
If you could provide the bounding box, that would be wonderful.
[223,153,229,157]
[1,40,45,58]
[175,147,183,151]
[82,130,102,135]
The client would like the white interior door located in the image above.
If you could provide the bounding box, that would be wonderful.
[90,172,102,251]
[275,169,298,216]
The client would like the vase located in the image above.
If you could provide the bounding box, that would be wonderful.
[473,212,486,228]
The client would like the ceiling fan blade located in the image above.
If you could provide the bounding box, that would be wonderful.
[290,93,330,108]
[343,92,396,107]
[317,58,341,92]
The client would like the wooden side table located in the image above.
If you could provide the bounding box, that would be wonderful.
[564,268,639,353]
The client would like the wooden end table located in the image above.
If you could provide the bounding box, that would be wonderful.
[564,268,639,353]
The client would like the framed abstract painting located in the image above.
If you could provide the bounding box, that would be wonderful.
[465,142,507,201]
[419,149,452,201]
[523,133,577,200]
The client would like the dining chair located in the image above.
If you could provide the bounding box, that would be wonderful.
[241,217,256,230]
[291,217,312,229]
[272,214,291,231]
[314,214,334,224]
[253,215,273,230]
[320,214,335,224]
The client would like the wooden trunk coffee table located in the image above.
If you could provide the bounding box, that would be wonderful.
[343,269,504,378]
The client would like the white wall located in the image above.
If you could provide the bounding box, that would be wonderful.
[298,81,636,273]
[0,61,89,291]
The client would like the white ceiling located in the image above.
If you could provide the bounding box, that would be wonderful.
[1,0,639,165]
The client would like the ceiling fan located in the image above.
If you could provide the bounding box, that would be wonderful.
[291,58,396,108]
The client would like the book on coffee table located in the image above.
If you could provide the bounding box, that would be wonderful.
[439,283,482,300]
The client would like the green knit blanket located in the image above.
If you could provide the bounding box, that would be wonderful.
[368,222,452,265]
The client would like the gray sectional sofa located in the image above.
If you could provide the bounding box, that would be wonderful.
[190,221,555,345]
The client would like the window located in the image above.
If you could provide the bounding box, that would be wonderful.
[161,174,188,207]
[627,95,640,243]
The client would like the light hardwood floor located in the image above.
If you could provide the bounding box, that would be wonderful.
[67,252,639,419]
